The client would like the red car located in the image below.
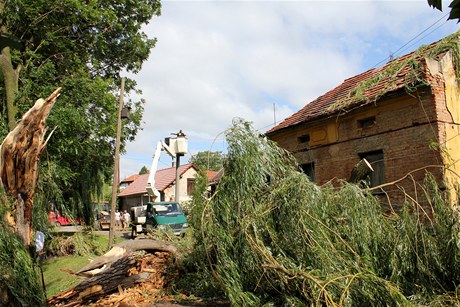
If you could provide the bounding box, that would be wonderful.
[48,211,80,226]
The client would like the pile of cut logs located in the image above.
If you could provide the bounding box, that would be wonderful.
[47,239,178,306]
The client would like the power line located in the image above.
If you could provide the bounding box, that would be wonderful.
[393,20,450,57]
[371,12,450,69]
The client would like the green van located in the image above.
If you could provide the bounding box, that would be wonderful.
[131,201,188,237]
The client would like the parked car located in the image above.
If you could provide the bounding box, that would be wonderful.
[48,211,80,226]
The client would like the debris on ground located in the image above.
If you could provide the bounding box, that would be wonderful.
[47,239,181,306]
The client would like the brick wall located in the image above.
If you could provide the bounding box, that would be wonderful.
[269,87,445,210]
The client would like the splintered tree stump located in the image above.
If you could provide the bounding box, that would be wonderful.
[349,158,374,183]
[47,240,177,306]
[0,88,61,246]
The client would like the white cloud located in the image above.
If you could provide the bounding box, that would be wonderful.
[120,0,459,177]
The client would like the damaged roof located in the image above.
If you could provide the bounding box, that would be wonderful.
[266,33,458,135]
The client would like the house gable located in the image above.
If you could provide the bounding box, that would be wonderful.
[267,32,460,209]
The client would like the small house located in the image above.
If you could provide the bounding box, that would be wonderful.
[117,163,199,212]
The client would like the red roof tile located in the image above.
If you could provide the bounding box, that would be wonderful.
[266,36,450,135]
[209,168,224,185]
[118,163,197,197]
[205,170,218,181]
[120,174,140,184]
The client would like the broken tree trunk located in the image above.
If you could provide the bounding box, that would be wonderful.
[0,88,61,247]
[76,239,177,276]
[47,239,177,306]
[349,158,374,183]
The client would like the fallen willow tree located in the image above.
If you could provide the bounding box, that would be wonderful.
[189,119,460,306]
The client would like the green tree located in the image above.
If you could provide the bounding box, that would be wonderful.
[139,166,149,175]
[428,0,460,21]
[190,151,225,171]
[0,0,161,221]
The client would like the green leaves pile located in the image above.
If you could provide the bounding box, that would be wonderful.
[190,119,460,306]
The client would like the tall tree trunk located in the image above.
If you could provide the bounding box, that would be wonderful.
[0,88,60,246]
[0,46,20,131]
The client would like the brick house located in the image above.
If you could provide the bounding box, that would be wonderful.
[117,163,199,212]
[266,33,460,209]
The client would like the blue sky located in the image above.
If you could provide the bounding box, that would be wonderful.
[121,0,459,179]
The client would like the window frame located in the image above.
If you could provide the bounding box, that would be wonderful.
[187,178,195,196]
[359,150,385,193]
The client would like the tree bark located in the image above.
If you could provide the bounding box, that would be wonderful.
[47,241,177,306]
[349,158,374,183]
[0,46,21,131]
[0,88,60,246]
[76,239,177,276]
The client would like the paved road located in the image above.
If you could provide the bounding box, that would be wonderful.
[55,225,132,238]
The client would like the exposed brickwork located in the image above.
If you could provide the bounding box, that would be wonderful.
[269,89,445,210]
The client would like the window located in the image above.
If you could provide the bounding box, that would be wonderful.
[358,116,376,129]
[359,150,384,189]
[187,179,195,195]
[297,134,310,144]
[300,162,315,182]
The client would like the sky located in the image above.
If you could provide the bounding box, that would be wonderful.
[121,0,459,179]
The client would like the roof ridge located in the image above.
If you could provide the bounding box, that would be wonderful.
[266,32,458,135]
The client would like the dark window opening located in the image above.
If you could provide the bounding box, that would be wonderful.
[298,134,310,144]
[359,150,384,191]
[358,116,376,128]
[300,162,315,182]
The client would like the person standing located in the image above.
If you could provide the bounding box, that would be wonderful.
[115,210,121,229]
[123,210,130,230]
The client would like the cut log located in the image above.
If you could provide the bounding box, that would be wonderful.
[349,158,374,183]
[47,251,175,305]
[0,88,60,246]
[117,238,177,254]
[76,239,177,276]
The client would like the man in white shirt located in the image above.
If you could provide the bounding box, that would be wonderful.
[115,210,121,229]
[123,210,131,229]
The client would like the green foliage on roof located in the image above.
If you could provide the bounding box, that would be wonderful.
[330,31,460,113]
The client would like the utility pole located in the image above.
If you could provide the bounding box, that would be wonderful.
[108,77,124,249]
[172,130,188,203]
[175,154,180,203]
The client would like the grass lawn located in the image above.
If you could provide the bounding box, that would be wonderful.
[42,255,89,298]
[42,232,126,298]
